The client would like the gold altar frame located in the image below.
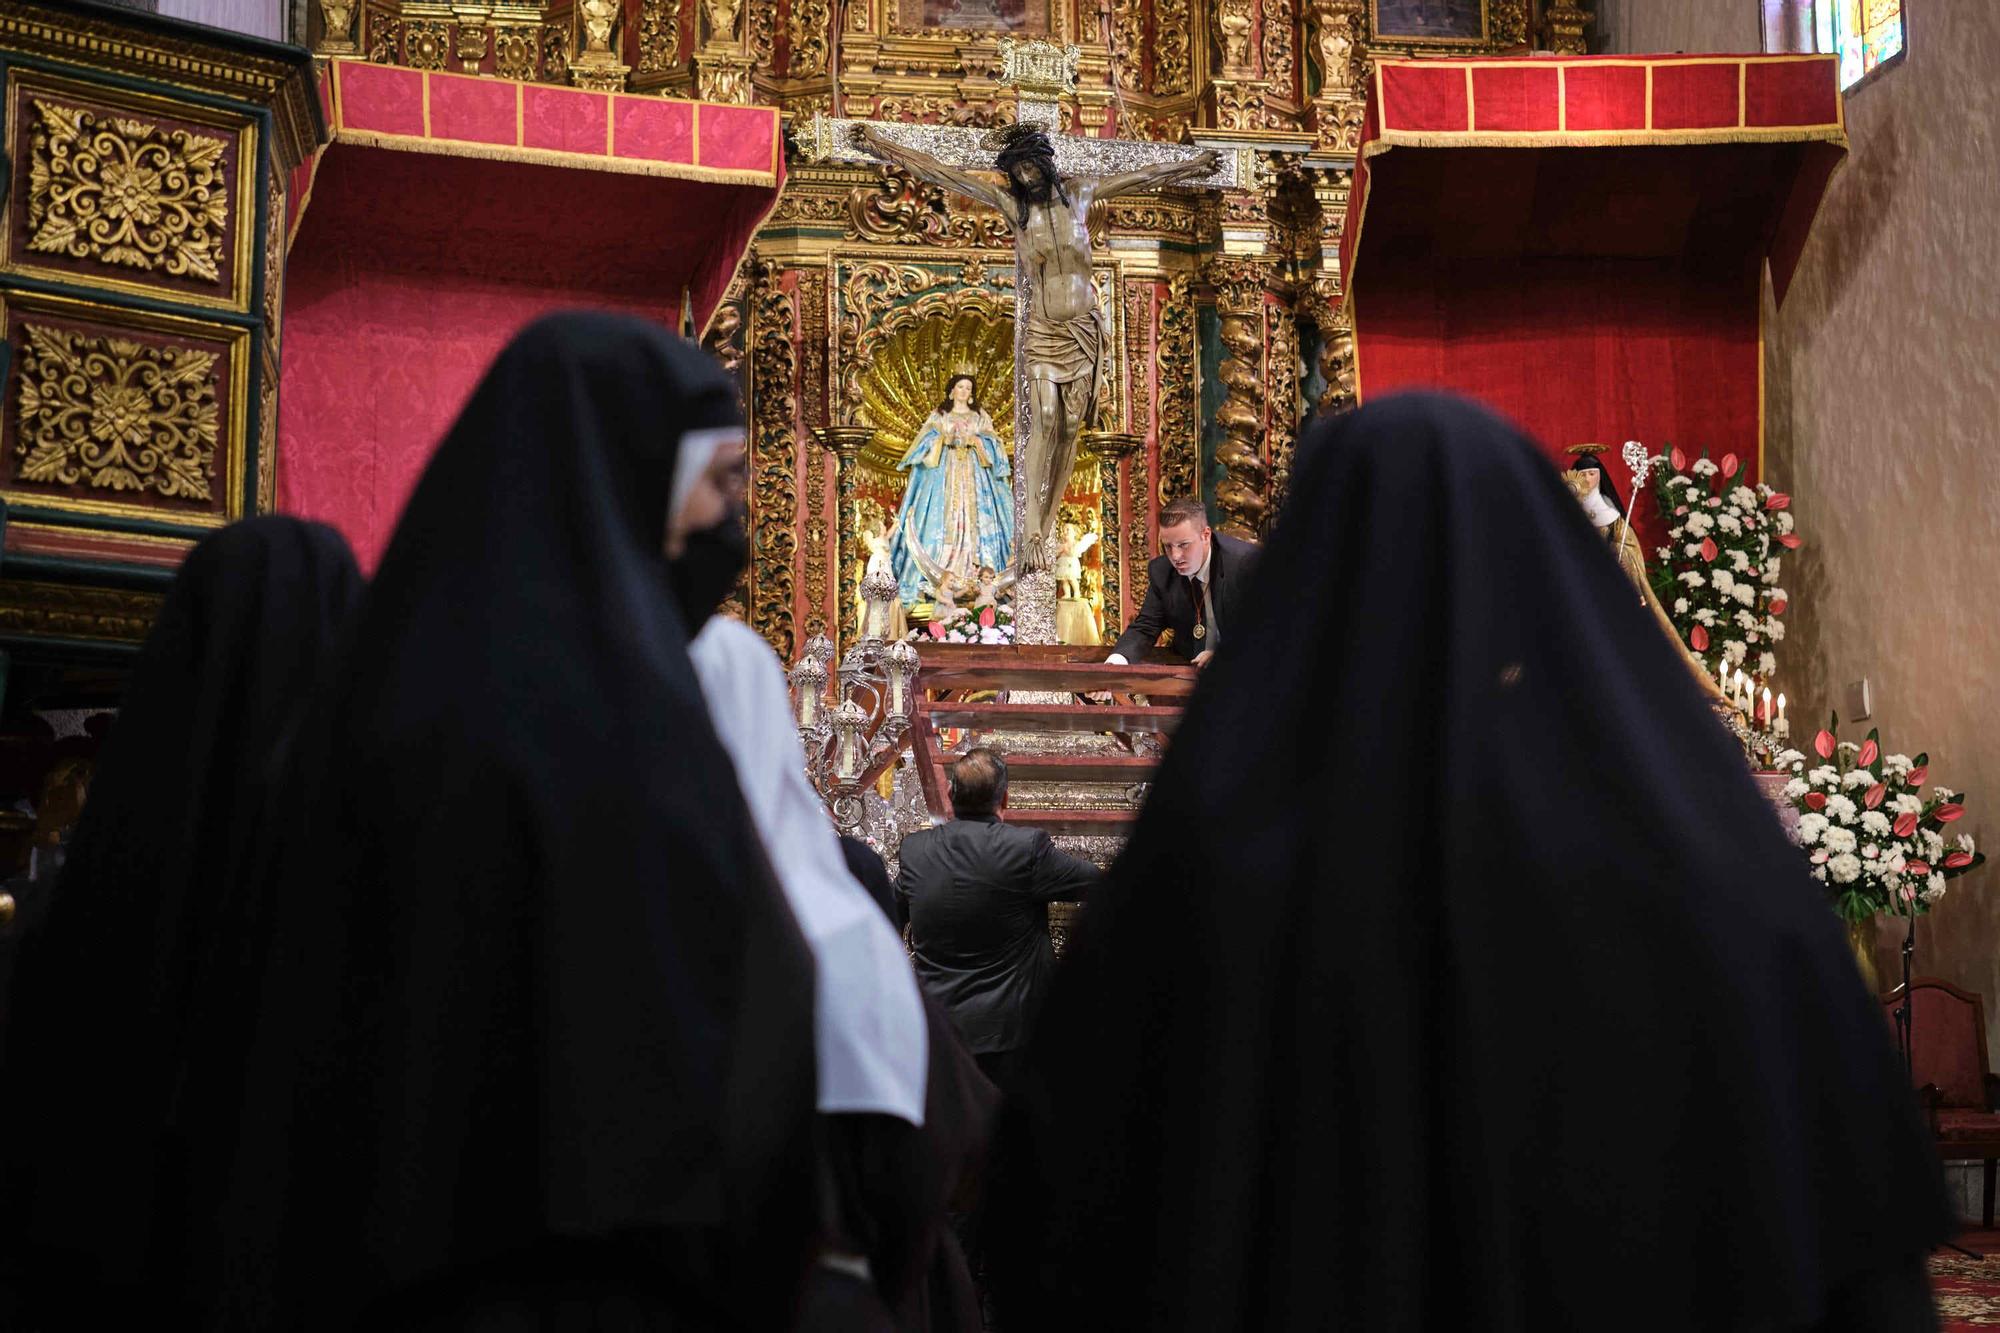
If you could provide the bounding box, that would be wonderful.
[1368,0,1491,47]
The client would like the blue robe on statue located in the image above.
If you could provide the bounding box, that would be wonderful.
[889,408,1014,606]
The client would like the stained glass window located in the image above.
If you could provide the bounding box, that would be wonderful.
[1763,0,1904,90]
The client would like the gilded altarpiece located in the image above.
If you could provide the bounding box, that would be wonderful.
[303,0,1550,659]
[0,4,320,675]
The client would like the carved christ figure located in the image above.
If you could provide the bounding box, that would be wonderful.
[852,121,1220,570]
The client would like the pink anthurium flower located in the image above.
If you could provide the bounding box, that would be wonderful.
[1670,447,1687,471]
[1777,533,1802,549]
[1937,803,1967,823]
[1767,597,1788,615]
[1814,729,1836,759]
[1858,738,1879,767]
[1865,783,1887,810]
[1946,852,1976,870]
[1805,791,1828,812]
[1908,766,1929,786]
[1765,493,1791,510]
[1689,624,1710,651]
[1720,454,1740,478]
[1906,860,1932,878]
[1894,812,1920,839]
[1699,537,1719,562]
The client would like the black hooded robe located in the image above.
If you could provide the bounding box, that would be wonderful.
[212,313,818,1331]
[988,393,1949,1332]
[0,518,363,1327]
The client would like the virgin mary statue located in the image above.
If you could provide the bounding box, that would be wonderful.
[890,373,1014,606]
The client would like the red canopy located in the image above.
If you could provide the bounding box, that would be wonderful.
[278,61,783,568]
[1342,54,1846,501]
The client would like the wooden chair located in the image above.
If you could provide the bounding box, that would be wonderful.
[1883,976,2000,1226]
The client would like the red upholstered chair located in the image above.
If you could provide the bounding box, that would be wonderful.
[1883,977,2000,1226]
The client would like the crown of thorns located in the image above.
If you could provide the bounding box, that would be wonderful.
[982,123,1057,164]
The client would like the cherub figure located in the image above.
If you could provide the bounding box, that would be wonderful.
[1051,520,1099,601]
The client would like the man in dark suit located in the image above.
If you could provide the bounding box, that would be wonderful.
[895,749,1099,1088]
[1106,494,1260,667]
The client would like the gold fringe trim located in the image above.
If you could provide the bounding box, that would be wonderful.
[331,127,781,186]
[1363,125,1848,154]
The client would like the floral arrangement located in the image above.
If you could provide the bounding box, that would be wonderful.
[926,599,1014,645]
[1646,447,1799,690]
[1777,718,1984,921]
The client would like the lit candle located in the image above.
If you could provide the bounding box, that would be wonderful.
[1761,687,1771,729]
[1777,692,1787,736]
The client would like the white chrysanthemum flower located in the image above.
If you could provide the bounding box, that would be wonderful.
[1724,640,1748,664]
[1784,779,1810,800]
[1842,769,1877,791]
[1734,609,1759,630]
[1691,457,1719,476]
[1713,570,1736,595]
[1796,812,1829,844]
[1685,512,1715,535]
[1668,475,1692,489]
[1730,486,1757,508]
[1658,546,1673,560]
[1891,794,1924,816]
[1684,543,1704,558]
[1822,826,1858,855]
[1825,794,1859,823]
[1923,829,1946,858]
[1862,811,1892,837]
[1695,609,1718,627]
[1680,571,1707,588]
[1729,550,1753,573]
[1934,786,1958,802]
[1809,765,1838,784]
[1775,748,1805,767]
[1829,853,1863,884]
[1959,834,1978,855]
[1734,584,1755,606]
[1776,511,1795,533]
[1673,597,1690,614]
[1924,882,1947,903]
[1758,652,1777,675]
[1717,514,1743,537]
[1768,619,1786,641]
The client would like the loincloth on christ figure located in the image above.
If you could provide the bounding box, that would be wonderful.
[1023,309,1104,407]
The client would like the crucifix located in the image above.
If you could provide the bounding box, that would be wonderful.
[802,41,1235,599]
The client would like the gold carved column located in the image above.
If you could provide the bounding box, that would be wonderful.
[749,259,800,658]
[815,425,874,650]
[1081,430,1141,636]
[1206,257,1273,537]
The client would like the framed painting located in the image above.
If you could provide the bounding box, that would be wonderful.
[895,0,1051,36]
[1370,0,1488,44]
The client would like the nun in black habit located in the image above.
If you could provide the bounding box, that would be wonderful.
[0,517,363,1327]
[987,394,1949,1332]
[212,314,818,1330]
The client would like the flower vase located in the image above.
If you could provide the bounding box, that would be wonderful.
[1845,917,1882,996]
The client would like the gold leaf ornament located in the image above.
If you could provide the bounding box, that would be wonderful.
[27,99,230,284]
[14,323,220,501]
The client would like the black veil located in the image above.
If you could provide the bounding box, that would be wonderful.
[989,393,1947,1331]
[0,518,362,1320]
[213,313,817,1329]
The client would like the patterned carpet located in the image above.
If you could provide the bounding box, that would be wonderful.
[1933,1231,2000,1330]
